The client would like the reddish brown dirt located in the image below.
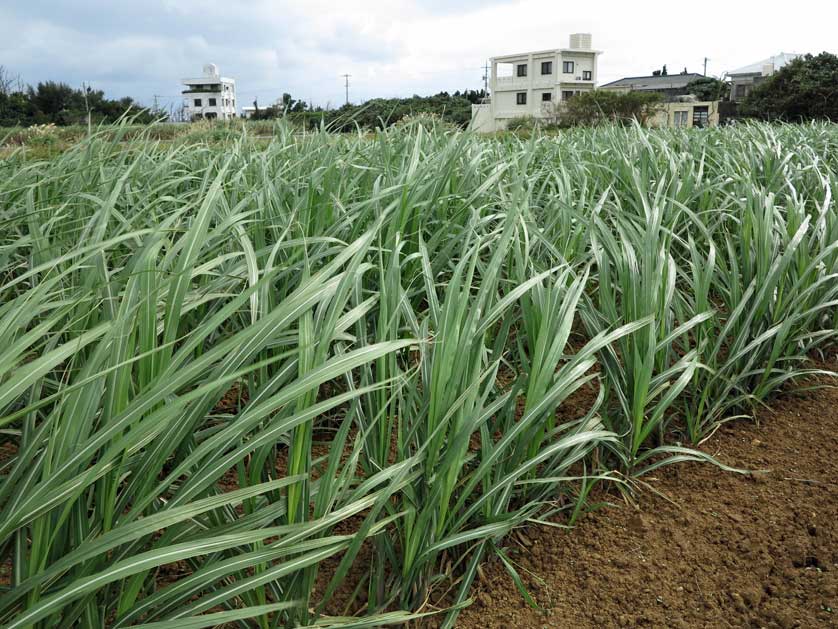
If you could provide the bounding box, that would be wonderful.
[455,375,838,629]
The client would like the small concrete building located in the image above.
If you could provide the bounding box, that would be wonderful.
[181,64,237,121]
[472,34,601,132]
[241,99,283,119]
[651,99,721,129]
[728,53,802,102]
[600,73,729,129]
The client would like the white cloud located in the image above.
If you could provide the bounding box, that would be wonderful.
[2,0,836,110]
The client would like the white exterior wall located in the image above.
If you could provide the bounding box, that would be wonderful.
[182,65,237,121]
[470,104,495,132]
[476,34,602,132]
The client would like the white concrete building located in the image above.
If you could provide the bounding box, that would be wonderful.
[472,34,602,132]
[181,64,237,121]
[241,99,283,119]
[728,53,802,102]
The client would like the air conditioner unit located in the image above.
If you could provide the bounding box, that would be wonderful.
[575,76,582,80]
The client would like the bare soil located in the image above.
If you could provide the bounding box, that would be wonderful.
[455,374,838,629]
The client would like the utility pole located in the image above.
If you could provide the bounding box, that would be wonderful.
[81,82,91,133]
[704,57,709,76]
[342,74,351,105]
[482,61,490,97]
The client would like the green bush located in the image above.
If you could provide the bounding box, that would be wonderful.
[740,52,838,122]
[562,90,664,127]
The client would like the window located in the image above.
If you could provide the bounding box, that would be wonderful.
[541,61,553,75]
[194,98,202,107]
[562,90,575,101]
[517,64,528,77]
[674,110,689,128]
[583,70,592,80]
[542,92,552,102]
[735,84,747,99]
[693,106,710,128]
[208,98,217,106]
[563,61,575,74]
[516,92,527,105]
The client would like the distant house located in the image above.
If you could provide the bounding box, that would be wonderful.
[599,72,706,101]
[241,99,283,119]
[182,64,237,121]
[471,33,602,132]
[727,53,803,102]
[652,100,721,129]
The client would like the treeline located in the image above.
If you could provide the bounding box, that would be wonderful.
[0,72,156,127]
[252,90,487,130]
[740,52,838,122]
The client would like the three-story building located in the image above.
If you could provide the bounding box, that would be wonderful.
[182,64,237,121]
[472,34,601,132]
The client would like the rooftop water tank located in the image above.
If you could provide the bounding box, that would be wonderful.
[569,34,592,50]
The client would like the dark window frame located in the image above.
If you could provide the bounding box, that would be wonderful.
[208,98,217,106]
[516,92,527,105]
[692,106,710,128]
[563,61,575,74]
[517,64,528,77]
[583,70,592,80]
[541,61,553,75]
[541,92,552,102]
[562,90,574,101]
[194,98,202,107]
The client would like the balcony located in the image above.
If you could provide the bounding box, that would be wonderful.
[182,84,221,94]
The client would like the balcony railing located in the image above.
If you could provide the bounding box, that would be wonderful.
[494,77,529,90]
[182,85,221,94]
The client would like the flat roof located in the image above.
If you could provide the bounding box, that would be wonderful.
[728,52,802,76]
[181,77,235,84]
[493,48,601,61]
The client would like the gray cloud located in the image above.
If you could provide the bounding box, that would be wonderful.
[2,0,836,112]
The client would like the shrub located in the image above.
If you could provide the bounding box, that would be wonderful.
[562,90,663,127]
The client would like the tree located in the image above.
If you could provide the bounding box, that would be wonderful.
[685,77,730,101]
[740,52,838,122]
[0,72,156,127]
[249,89,482,130]
[562,90,663,127]
[0,91,34,127]
[0,65,22,96]
[29,81,78,122]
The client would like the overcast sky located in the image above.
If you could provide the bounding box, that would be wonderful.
[2,0,836,112]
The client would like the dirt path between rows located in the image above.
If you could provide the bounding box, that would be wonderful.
[455,369,838,629]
